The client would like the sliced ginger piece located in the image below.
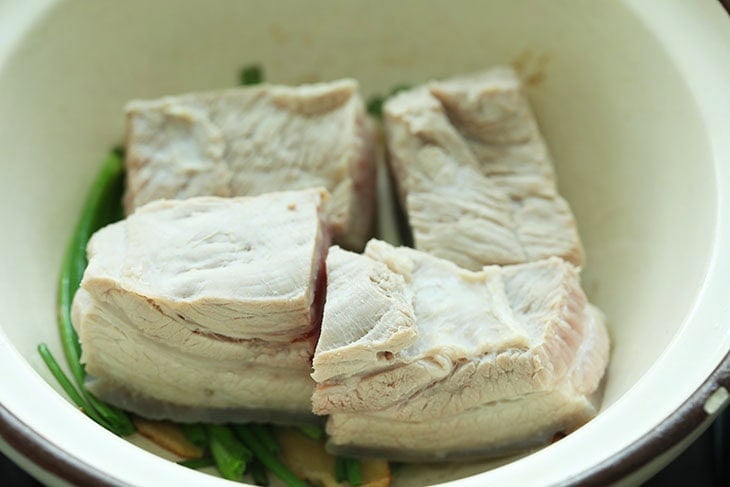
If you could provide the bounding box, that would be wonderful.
[275,427,391,487]
[360,460,391,487]
[131,416,204,459]
[275,427,339,487]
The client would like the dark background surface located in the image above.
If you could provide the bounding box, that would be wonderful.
[1,1,729,486]
[0,409,727,485]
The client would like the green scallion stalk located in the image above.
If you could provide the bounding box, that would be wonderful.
[54,149,134,436]
[240,65,264,85]
[366,83,412,119]
[250,459,270,486]
[177,457,216,469]
[37,344,114,431]
[250,424,279,454]
[233,425,309,487]
[366,96,386,118]
[57,151,124,386]
[206,424,252,481]
[388,84,411,96]
[181,423,208,450]
[334,456,348,483]
[85,393,134,436]
[346,458,362,486]
[295,424,324,441]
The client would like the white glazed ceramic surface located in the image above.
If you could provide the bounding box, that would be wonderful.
[0,1,728,486]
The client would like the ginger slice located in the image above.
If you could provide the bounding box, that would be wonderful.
[275,427,391,487]
[131,416,204,459]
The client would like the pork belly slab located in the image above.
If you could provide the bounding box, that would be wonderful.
[384,66,583,270]
[124,79,376,250]
[72,189,329,423]
[312,240,609,460]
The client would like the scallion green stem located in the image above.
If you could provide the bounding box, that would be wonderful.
[346,458,362,486]
[388,84,412,96]
[84,393,135,435]
[37,344,114,431]
[181,423,208,450]
[240,65,264,85]
[206,424,252,481]
[250,459,270,486]
[295,424,324,441]
[178,457,216,469]
[334,456,348,483]
[366,96,386,118]
[366,83,412,119]
[233,425,309,487]
[250,424,279,454]
[58,151,125,387]
[54,150,134,436]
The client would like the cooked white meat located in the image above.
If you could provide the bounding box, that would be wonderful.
[312,246,418,383]
[72,189,329,423]
[384,66,583,269]
[124,79,376,250]
[312,240,609,460]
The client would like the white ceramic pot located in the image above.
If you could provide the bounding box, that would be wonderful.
[0,1,728,485]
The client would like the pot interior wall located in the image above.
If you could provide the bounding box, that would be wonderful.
[0,0,716,484]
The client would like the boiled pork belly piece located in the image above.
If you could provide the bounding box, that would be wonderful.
[312,245,418,385]
[72,189,329,424]
[124,79,376,250]
[312,240,609,460]
[384,66,583,269]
